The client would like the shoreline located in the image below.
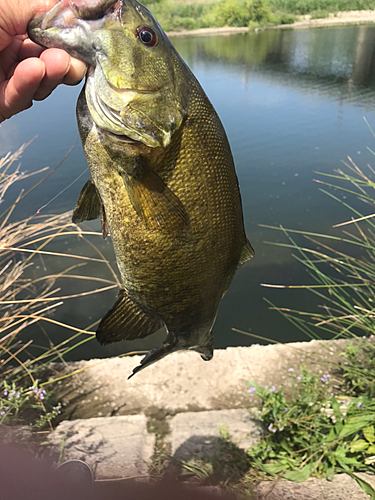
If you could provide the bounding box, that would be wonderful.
[167,9,375,37]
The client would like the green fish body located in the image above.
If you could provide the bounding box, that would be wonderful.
[28,0,254,377]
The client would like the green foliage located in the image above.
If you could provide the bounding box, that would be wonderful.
[247,362,375,495]
[339,341,375,397]
[0,380,61,429]
[203,0,276,28]
[269,0,375,15]
[143,0,212,31]
[310,8,331,18]
[144,0,278,31]
[142,0,375,31]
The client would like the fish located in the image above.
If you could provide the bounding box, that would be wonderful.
[28,0,254,378]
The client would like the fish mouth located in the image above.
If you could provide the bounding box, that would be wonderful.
[28,0,120,65]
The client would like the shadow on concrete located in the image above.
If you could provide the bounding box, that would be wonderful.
[168,435,251,487]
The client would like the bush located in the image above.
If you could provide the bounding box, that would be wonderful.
[203,0,275,28]
[269,0,375,15]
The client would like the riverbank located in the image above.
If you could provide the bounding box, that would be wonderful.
[167,9,375,36]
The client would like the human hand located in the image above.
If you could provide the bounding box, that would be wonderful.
[0,0,87,123]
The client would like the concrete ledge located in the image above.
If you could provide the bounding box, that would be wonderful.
[50,339,349,420]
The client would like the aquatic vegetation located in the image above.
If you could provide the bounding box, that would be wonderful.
[261,154,375,345]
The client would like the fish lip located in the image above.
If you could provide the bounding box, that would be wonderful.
[97,125,142,145]
[108,81,161,94]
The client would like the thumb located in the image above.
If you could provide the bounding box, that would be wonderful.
[0,0,58,51]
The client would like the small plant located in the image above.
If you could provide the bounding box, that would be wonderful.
[339,340,375,397]
[247,361,375,496]
[0,380,61,429]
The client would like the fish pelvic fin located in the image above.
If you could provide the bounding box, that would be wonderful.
[96,289,163,345]
[122,157,189,235]
[238,238,254,268]
[72,178,109,238]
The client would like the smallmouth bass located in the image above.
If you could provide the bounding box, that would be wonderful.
[28,0,254,377]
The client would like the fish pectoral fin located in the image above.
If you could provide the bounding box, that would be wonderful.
[96,289,163,345]
[72,178,109,238]
[123,158,189,235]
[238,238,254,268]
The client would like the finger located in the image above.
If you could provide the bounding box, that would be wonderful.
[19,38,45,60]
[0,57,45,121]
[0,1,59,50]
[33,48,70,100]
[62,57,87,86]
[34,48,85,100]
[20,42,86,87]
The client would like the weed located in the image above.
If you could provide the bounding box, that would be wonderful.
[247,361,375,495]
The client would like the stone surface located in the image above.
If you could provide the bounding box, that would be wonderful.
[169,409,259,460]
[254,473,375,500]
[47,415,155,479]
[49,340,351,419]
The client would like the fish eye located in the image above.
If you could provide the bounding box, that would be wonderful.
[136,27,158,47]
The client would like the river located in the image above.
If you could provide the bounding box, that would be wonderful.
[1,25,375,360]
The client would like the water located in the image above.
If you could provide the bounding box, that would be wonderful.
[2,25,375,360]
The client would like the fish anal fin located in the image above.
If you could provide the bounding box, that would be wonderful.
[238,238,254,268]
[96,289,163,345]
[123,158,189,235]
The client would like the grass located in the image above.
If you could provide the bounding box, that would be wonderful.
[0,143,119,437]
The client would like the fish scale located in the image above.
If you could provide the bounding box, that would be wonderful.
[28,0,254,377]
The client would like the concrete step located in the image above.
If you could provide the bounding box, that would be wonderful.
[45,409,375,500]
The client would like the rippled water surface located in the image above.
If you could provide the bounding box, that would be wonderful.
[2,25,375,359]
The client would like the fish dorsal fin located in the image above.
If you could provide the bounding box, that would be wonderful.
[238,238,254,268]
[72,179,109,238]
[96,289,163,345]
[123,157,189,235]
